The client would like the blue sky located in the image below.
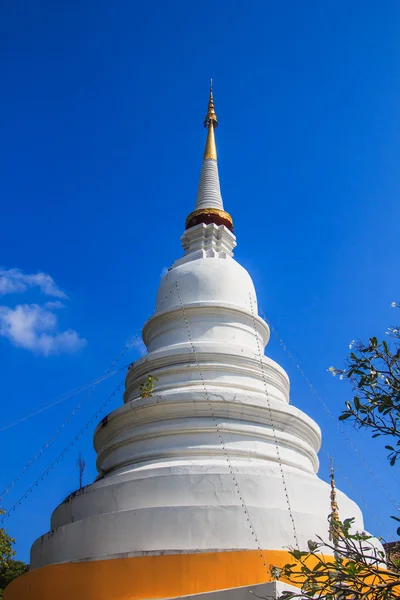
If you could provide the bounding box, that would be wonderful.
[1,0,400,562]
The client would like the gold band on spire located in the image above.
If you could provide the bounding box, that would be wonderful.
[185,207,233,231]
[204,79,218,160]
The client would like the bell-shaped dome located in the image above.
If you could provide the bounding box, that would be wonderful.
[156,255,258,315]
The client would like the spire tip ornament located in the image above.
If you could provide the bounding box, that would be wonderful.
[203,79,218,160]
[185,81,234,232]
[204,79,218,129]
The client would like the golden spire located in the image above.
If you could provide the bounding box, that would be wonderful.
[203,79,218,160]
[329,458,341,546]
[185,80,234,233]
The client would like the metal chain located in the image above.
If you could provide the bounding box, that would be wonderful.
[1,379,125,522]
[265,316,400,512]
[175,281,270,571]
[249,296,300,549]
[0,334,140,504]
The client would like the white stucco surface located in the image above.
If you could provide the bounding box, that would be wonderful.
[30,219,375,570]
[195,159,224,211]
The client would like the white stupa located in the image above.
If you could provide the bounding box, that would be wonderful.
[7,85,370,600]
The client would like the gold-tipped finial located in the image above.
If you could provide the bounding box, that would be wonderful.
[204,79,218,127]
[185,80,234,233]
[329,458,341,546]
[203,78,218,160]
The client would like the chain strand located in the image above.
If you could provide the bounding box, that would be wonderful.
[1,379,125,522]
[265,316,400,513]
[0,335,140,504]
[175,281,271,571]
[249,297,300,549]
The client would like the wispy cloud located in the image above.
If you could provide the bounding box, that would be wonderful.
[0,267,66,298]
[0,267,86,356]
[0,303,86,356]
[44,300,65,309]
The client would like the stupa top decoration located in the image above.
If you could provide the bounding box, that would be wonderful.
[203,79,218,160]
[185,81,234,232]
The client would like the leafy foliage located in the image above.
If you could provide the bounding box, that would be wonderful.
[273,302,400,600]
[0,511,15,571]
[0,510,28,598]
[337,303,400,466]
[0,560,29,599]
[139,375,158,399]
[272,516,400,600]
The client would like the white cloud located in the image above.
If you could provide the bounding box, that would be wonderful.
[0,268,85,356]
[0,268,66,298]
[44,300,65,309]
[0,303,86,356]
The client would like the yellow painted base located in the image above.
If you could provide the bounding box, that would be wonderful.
[5,549,296,600]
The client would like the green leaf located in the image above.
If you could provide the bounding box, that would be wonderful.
[291,549,308,560]
[339,413,351,421]
[307,540,318,552]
